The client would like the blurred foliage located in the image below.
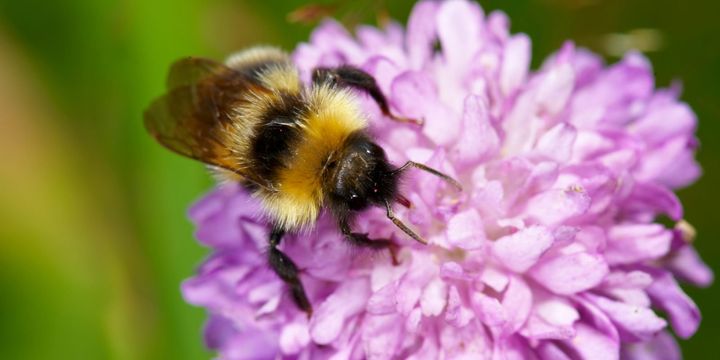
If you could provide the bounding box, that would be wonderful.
[0,0,717,359]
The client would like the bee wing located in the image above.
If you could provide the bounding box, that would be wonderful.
[144,57,275,191]
[166,57,229,90]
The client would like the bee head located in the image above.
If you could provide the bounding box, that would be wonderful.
[324,132,399,214]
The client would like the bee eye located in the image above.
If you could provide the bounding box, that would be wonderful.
[348,192,365,210]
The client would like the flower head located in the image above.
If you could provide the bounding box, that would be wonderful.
[182,1,711,358]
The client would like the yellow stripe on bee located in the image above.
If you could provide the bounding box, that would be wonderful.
[265,85,367,230]
[259,66,301,93]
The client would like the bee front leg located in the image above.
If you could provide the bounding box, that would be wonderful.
[311,65,422,125]
[339,220,400,265]
[268,226,313,317]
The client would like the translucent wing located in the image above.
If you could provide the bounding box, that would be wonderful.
[165,57,229,90]
[144,57,273,189]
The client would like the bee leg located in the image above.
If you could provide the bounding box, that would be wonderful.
[339,220,400,265]
[268,226,313,317]
[311,65,422,125]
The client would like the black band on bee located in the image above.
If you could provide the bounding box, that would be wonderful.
[250,91,306,182]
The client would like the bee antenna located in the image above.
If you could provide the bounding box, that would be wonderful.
[393,161,462,191]
[385,200,428,245]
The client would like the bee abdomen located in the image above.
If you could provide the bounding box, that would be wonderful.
[249,91,306,184]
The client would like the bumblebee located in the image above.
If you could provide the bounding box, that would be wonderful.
[145,46,460,315]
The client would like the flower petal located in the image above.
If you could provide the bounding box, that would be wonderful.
[525,186,591,226]
[622,182,683,221]
[420,277,449,316]
[521,294,579,340]
[535,63,575,116]
[447,208,486,250]
[621,331,681,360]
[647,271,701,339]
[531,250,608,295]
[605,224,672,265]
[666,245,714,287]
[500,34,531,96]
[362,314,403,360]
[452,95,499,166]
[534,122,577,162]
[586,293,667,341]
[562,324,620,360]
[445,286,474,328]
[390,70,437,118]
[501,277,532,333]
[493,225,554,273]
[279,322,310,355]
[436,0,483,68]
[406,0,440,67]
[310,279,370,344]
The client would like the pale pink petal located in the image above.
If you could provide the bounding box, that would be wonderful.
[445,286,474,327]
[535,63,575,116]
[652,145,701,189]
[537,342,573,360]
[521,294,579,340]
[406,307,423,333]
[279,322,310,355]
[500,34,531,96]
[493,335,534,360]
[562,324,620,360]
[362,314,403,360]
[390,70,437,118]
[436,0,483,68]
[647,271,701,339]
[368,282,399,315]
[586,293,667,341]
[487,11,510,42]
[601,270,653,289]
[501,277,532,333]
[666,245,714,287]
[447,208,486,250]
[622,182,683,221]
[531,251,609,295]
[534,122,578,162]
[493,226,554,273]
[310,279,370,344]
[621,331,681,360]
[472,292,506,328]
[525,186,591,226]
[630,102,696,145]
[420,277,449,316]
[605,224,672,265]
[406,1,439,68]
[481,266,510,293]
[396,260,435,314]
[452,95,499,166]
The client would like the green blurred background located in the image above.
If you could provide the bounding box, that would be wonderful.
[0,0,716,358]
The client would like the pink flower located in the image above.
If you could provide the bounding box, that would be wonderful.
[182,1,711,358]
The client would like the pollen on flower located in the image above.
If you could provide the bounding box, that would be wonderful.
[676,219,696,243]
[568,184,585,193]
[182,1,710,359]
